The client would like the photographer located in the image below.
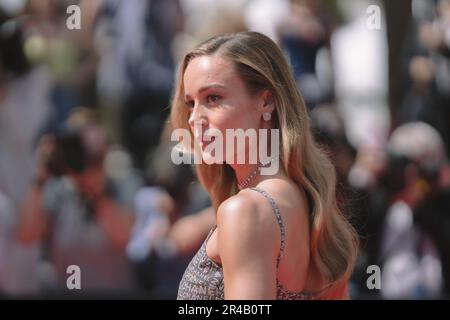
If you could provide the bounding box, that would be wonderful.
[16,108,141,294]
[377,122,448,299]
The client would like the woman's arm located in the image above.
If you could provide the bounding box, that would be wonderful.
[217,194,280,300]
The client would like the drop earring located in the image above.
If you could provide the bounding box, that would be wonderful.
[262,112,271,121]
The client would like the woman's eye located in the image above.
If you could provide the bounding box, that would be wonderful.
[207,95,221,104]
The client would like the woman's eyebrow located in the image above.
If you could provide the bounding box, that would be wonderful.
[185,83,226,99]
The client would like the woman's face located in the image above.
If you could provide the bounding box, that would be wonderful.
[183,55,266,164]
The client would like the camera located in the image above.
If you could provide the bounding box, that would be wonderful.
[46,126,88,177]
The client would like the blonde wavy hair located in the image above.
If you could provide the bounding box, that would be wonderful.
[170,31,359,296]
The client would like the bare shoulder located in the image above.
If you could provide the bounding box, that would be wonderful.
[257,178,309,211]
[217,191,280,263]
[217,190,280,236]
[217,178,308,240]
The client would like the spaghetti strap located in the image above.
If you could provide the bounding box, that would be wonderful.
[248,187,286,269]
[206,225,217,242]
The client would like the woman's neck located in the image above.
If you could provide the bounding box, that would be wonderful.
[231,158,285,190]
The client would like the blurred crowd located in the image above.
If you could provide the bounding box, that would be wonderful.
[0,0,449,299]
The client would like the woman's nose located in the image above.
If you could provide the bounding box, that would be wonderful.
[188,102,208,128]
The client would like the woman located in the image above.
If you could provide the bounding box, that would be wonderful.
[171,31,358,300]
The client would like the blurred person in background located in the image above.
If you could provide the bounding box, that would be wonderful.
[21,0,101,130]
[16,108,142,295]
[0,5,53,295]
[96,0,183,169]
[377,122,447,299]
[400,0,450,157]
[278,0,336,109]
[0,6,53,219]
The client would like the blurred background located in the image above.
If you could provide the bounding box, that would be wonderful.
[0,0,449,299]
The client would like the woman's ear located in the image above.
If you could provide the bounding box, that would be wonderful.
[257,90,275,115]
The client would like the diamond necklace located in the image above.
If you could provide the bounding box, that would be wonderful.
[237,159,274,190]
